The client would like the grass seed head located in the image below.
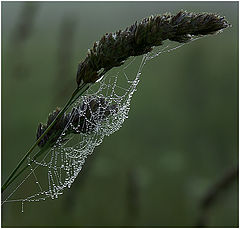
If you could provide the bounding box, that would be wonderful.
[76,10,230,86]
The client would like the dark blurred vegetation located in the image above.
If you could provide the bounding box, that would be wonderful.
[1,2,238,227]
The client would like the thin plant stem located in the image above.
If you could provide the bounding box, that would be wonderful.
[2,148,45,192]
[1,83,88,193]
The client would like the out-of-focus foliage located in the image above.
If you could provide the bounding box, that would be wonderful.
[1,2,238,227]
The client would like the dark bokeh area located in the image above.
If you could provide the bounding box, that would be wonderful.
[1,2,238,227]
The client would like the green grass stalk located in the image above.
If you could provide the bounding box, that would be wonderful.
[1,83,88,193]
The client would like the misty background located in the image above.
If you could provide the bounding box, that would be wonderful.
[1,1,238,227]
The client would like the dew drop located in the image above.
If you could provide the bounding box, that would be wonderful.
[21,201,24,213]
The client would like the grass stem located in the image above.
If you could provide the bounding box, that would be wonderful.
[1,83,88,193]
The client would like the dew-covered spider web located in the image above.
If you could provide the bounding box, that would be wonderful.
[2,38,201,212]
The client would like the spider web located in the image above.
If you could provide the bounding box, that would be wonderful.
[2,38,200,212]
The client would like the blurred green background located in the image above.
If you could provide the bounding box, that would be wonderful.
[1,1,238,227]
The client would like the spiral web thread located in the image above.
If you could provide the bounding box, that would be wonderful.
[2,39,198,211]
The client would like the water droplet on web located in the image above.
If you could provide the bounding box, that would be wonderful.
[21,201,24,213]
